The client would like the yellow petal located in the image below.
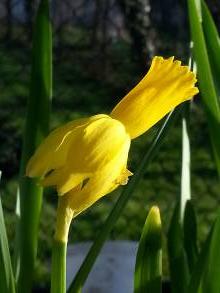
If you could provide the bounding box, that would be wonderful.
[51,116,130,195]
[42,168,91,195]
[64,137,131,217]
[26,114,107,177]
[32,115,131,196]
[66,116,130,173]
[111,56,199,139]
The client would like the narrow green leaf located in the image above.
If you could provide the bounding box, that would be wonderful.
[183,200,198,273]
[187,209,220,293]
[187,223,212,293]
[199,208,220,292]
[201,0,220,94]
[15,0,52,292]
[180,105,191,221]
[167,202,189,293]
[0,172,16,293]
[187,0,220,175]
[134,206,162,293]
[187,0,219,116]
[67,109,181,293]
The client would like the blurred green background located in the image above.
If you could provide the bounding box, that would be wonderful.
[0,0,220,288]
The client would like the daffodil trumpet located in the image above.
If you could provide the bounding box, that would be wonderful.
[26,56,198,243]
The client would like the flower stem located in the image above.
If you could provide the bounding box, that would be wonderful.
[15,0,52,292]
[51,197,73,293]
[51,240,67,293]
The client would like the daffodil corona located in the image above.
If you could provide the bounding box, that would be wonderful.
[26,56,198,242]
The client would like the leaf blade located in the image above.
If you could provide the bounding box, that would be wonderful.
[187,227,212,293]
[200,209,220,292]
[134,206,162,293]
[180,105,191,220]
[183,200,198,273]
[201,0,220,94]
[15,0,52,292]
[0,172,16,293]
[187,0,220,175]
[167,202,189,293]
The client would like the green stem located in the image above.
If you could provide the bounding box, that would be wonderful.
[51,197,73,293]
[51,240,67,293]
[15,0,52,292]
[16,180,43,293]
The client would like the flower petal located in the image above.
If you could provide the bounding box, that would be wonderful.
[64,137,131,217]
[50,116,130,195]
[26,114,107,177]
[111,56,199,139]
[32,115,131,196]
[42,168,91,195]
[63,116,130,174]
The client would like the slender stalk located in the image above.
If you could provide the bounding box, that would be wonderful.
[15,1,52,292]
[51,197,73,293]
[51,240,67,293]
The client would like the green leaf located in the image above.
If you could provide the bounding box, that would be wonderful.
[0,172,16,293]
[187,227,212,293]
[15,0,52,292]
[187,0,219,116]
[199,208,220,292]
[201,0,220,95]
[181,106,198,273]
[167,202,189,293]
[134,206,162,293]
[187,0,220,175]
[180,105,191,220]
[67,109,181,293]
[183,200,198,273]
[187,209,220,293]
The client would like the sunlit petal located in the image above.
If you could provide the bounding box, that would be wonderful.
[26,114,107,177]
[111,56,199,139]
[64,138,131,217]
[66,116,130,173]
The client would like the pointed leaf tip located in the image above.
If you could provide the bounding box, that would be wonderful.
[148,206,161,228]
[134,206,162,293]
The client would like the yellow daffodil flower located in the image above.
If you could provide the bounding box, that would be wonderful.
[26,56,198,242]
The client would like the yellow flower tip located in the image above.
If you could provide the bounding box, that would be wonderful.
[115,169,133,185]
[111,56,199,139]
[147,206,161,233]
[149,206,161,227]
[150,205,160,216]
